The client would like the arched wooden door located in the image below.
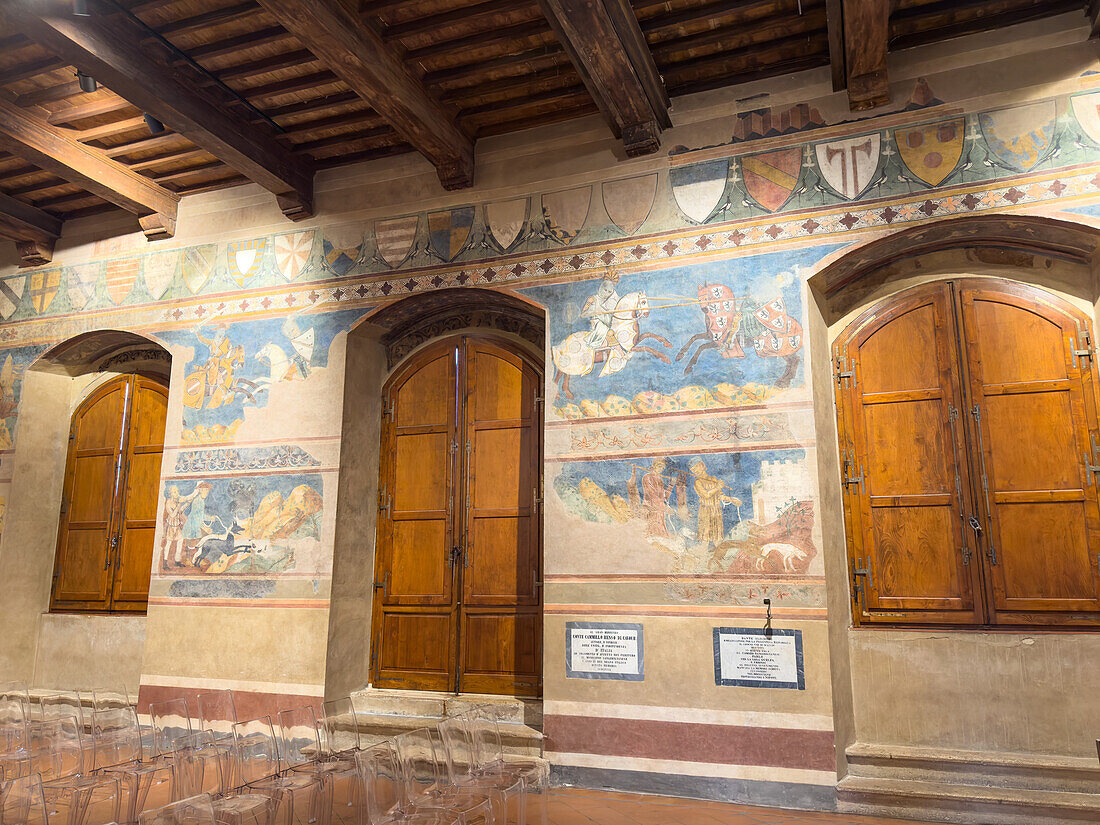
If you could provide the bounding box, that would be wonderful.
[371,335,543,695]
[51,374,168,613]
[835,278,1100,626]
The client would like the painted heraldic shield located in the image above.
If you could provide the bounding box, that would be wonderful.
[376,215,419,268]
[228,238,268,287]
[1071,91,1100,146]
[741,148,801,212]
[670,159,728,223]
[979,102,1056,172]
[183,244,217,294]
[144,250,180,300]
[602,174,657,234]
[29,269,61,314]
[105,258,139,305]
[274,230,315,281]
[0,274,25,319]
[895,119,964,186]
[68,263,99,311]
[542,186,591,244]
[485,199,528,251]
[428,207,475,261]
[815,134,881,200]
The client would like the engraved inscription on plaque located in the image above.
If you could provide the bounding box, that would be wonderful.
[565,621,644,681]
[712,627,804,689]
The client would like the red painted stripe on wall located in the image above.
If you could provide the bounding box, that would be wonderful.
[137,683,321,721]
[543,714,836,772]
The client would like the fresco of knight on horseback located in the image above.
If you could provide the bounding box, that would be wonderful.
[552,274,672,400]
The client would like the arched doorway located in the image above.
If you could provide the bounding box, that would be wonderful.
[51,373,168,613]
[370,333,543,696]
[833,276,1100,627]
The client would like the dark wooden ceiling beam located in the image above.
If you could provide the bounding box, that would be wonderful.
[214,48,317,82]
[831,0,891,111]
[154,2,261,38]
[0,95,179,238]
[383,0,527,41]
[255,0,476,189]
[650,5,828,62]
[406,21,555,64]
[537,0,671,156]
[187,26,293,61]
[0,57,68,86]
[1091,0,1100,38]
[49,97,136,126]
[0,190,62,266]
[6,0,316,220]
[422,46,564,87]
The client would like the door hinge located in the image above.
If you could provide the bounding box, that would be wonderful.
[370,642,378,671]
[959,545,971,566]
[59,496,69,516]
[378,488,391,519]
[851,557,873,605]
[834,353,854,388]
[1072,328,1094,367]
[373,571,389,595]
[1085,433,1100,485]
[383,398,395,421]
[842,448,865,494]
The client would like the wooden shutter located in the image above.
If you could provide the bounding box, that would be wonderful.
[835,283,983,625]
[957,282,1100,624]
[373,343,460,691]
[52,379,129,611]
[111,377,167,612]
[458,339,542,696]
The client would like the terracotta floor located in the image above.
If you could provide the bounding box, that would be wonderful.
[544,789,924,825]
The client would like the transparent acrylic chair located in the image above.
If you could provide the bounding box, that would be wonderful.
[353,743,459,825]
[148,700,193,760]
[465,708,548,825]
[1,773,49,825]
[37,715,122,825]
[282,706,360,825]
[437,715,524,825]
[173,732,229,800]
[38,694,87,730]
[138,793,216,825]
[233,716,328,825]
[318,700,359,761]
[393,728,493,825]
[195,693,237,745]
[96,707,174,825]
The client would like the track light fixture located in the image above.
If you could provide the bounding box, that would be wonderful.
[143,114,166,135]
[73,0,90,16]
[76,71,97,94]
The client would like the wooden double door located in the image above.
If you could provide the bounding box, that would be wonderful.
[51,374,168,613]
[835,279,1100,627]
[371,335,543,695]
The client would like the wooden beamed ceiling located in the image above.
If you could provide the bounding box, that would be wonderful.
[0,0,1086,265]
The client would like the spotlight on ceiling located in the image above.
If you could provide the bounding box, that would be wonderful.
[76,71,97,94]
[73,0,90,16]
[143,114,166,135]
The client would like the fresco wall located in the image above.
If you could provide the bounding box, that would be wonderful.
[0,20,1098,807]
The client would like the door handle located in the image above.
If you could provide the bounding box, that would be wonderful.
[106,534,119,569]
[968,516,982,535]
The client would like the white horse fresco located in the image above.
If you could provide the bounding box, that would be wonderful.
[552,291,672,399]
[255,343,307,386]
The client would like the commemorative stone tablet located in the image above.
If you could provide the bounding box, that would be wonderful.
[713,627,804,689]
[565,621,644,681]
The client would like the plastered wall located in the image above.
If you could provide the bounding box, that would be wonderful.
[0,12,1099,807]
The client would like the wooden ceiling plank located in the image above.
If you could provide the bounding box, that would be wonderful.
[266,91,360,119]
[422,45,563,86]
[48,97,136,125]
[187,26,294,61]
[651,6,828,63]
[155,1,261,38]
[283,108,382,136]
[893,0,1082,49]
[383,0,522,41]
[0,57,68,86]
[0,189,61,266]
[842,0,890,111]
[242,69,341,100]
[103,132,179,158]
[406,19,553,64]
[0,95,178,238]
[70,115,149,142]
[291,125,392,153]
[640,0,785,35]
[255,0,475,189]
[537,0,671,156]
[7,0,315,220]
[214,48,318,82]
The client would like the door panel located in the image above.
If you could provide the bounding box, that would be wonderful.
[373,348,458,691]
[371,335,543,696]
[460,340,541,696]
[113,378,167,610]
[958,285,1100,621]
[52,380,127,610]
[838,284,982,624]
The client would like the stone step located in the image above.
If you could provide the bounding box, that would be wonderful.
[348,713,543,759]
[351,688,542,727]
[837,775,1100,825]
[845,742,1100,794]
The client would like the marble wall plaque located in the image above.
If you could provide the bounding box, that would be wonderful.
[566,621,644,681]
[713,627,804,689]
